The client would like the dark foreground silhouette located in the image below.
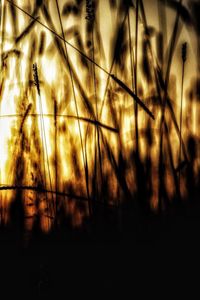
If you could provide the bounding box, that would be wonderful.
[1,194,200,298]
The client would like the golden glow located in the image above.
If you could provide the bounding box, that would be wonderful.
[0,0,199,232]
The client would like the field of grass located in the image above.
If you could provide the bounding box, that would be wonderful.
[0,1,200,298]
[0,0,199,246]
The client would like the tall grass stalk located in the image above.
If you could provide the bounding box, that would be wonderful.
[54,97,58,218]
[33,63,54,220]
[158,0,182,208]
[178,42,187,188]
[134,0,139,157]
[55,0,92,216]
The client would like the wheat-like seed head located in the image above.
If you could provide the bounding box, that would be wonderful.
[182,42,187,63]
[33,63,40,95]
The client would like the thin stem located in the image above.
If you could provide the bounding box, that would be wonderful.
[91,21,98,201]
[178,58,185,189]
[128,11,135,94]
[54,98,58,216]
[158,0,181,207]
[91,17,103,203]
[55,0,92,215]
[134,0,139,156]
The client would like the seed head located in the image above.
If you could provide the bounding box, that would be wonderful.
[33,63,40,95]
[182,42,187,63]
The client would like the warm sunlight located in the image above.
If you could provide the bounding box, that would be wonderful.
[0,0,199,233]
